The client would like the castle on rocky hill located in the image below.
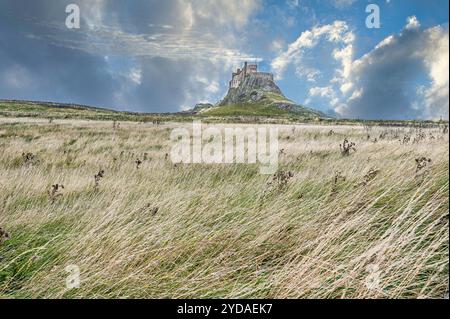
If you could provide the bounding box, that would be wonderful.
[229,62,274,89]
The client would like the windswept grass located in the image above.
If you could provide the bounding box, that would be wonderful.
[0,117,448,298]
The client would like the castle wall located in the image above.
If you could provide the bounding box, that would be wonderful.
[230,71,244,89]
[254,72,273,81]
[246,65,257,74]
[229,64,273,89]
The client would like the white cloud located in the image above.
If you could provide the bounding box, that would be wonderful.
[331,0,357,8]
[406,16,421,30]
[333,43,354,80]
[339,82,353,94]
[296,66,321,82]
[128,68,142,85]
[348,88,363,101]
[270,39,285,53]
[78,0,107,27]
[194,0,261,29]
[197,76,220,94]
[420,25,449,119]
[309,86,335,98]
[374,35,395,49]
[287,0,300,8]
[309,86,339,106]
[271,21,354,80]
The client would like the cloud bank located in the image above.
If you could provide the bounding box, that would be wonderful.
[272,17,449,120]
[0,0,261,112]
[338,18,449,120]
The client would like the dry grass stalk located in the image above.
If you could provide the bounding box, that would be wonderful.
[94,169,105,189]
[340,138,356,156]
[415,157,432,173]
[48,184,64,203]
[0,227,10,244]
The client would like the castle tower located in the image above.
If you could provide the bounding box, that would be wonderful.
[229,61,260,89]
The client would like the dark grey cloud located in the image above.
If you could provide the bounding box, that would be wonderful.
[103,0,187,33]
[124,57,211,113]
[0,1,120,108]
[0,0,260,112]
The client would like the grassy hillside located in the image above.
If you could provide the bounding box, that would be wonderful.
[199,103,293,117]
[200,101,325,119]
[0,118,448,298]
[0,100,188,123]
[1,100,446,128]
[1,99,322,121]
[0,100,119,118]
[215,90,326,118]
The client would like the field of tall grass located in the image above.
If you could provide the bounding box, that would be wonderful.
[0,117,448,298]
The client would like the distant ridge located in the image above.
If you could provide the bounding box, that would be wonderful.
[0,99,445,126]
[0,99,187,122]
[0,99,117,112]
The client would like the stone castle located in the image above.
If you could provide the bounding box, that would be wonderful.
[229,62,274,89]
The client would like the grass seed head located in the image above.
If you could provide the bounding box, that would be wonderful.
[361,168,380,186]
[94,169,105,189]
[340,138,356,156]
[135,159,142,169]
[48,184,64,203]
[269,170,294,190]
[0,227,10,244]
[415,157,432,173]
[22,152,38,166]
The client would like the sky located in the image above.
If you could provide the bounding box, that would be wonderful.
[0,0,448,120]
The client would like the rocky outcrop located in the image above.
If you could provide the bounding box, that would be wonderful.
[219,73,283,105]
[217,73,326,118]
[189,65,328,118]
[193,103,214,112]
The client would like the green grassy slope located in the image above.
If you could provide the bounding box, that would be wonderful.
[0,100,322,123]
[212,91,326,118]
[0,100,447,127]
[0,100,185,122]
[199,103,292,117]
